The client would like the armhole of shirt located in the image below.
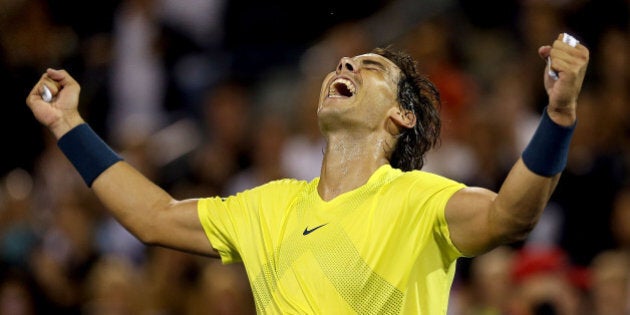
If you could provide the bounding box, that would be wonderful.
[436,184,467,260]
[197,197,241,264]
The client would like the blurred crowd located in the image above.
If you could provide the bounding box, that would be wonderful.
[0,0,629,314]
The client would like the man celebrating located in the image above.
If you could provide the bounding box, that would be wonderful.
[26,33,588,314]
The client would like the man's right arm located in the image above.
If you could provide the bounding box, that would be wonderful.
[92,162,217,256]
[26,69,218,257]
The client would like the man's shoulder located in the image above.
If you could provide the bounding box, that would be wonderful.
[254,177,314,195]
[390,167,465,188]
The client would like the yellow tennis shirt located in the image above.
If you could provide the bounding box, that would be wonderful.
[198,164,466,314]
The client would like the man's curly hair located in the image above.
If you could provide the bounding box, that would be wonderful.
[372,47,442,171]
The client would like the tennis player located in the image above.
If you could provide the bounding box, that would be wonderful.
[25,33,588,314]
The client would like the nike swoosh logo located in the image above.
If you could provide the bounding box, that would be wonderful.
[303,223,328,235]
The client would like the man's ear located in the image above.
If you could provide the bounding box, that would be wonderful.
[390,107,416,129]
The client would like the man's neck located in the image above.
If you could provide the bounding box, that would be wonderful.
[317,132,391,201]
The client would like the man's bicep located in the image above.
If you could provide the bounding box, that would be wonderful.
[444,187,500,257]
[154,198,220,257]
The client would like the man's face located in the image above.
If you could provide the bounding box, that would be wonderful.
[317,53,402,132]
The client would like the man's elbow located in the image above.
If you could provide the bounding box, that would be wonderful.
[126,222,160,246]
[501,219,539,245]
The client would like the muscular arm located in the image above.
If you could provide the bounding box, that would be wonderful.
[92,162,217,256]
[26,69,217,257]
[445,34,589,257]
[446,160,559,256]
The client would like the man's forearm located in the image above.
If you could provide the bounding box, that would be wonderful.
[492,158,560,243]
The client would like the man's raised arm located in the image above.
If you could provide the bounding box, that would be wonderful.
[26,68,217,257]
[445,33,590,256]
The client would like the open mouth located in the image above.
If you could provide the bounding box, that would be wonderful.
[328,78,356,98]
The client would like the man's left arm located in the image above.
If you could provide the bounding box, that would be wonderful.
[445,33,590,257]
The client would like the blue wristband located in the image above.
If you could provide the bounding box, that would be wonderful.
[57,124,123,187]
[522,108,576,176]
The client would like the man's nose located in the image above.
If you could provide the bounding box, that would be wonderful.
[336,57,357,74]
